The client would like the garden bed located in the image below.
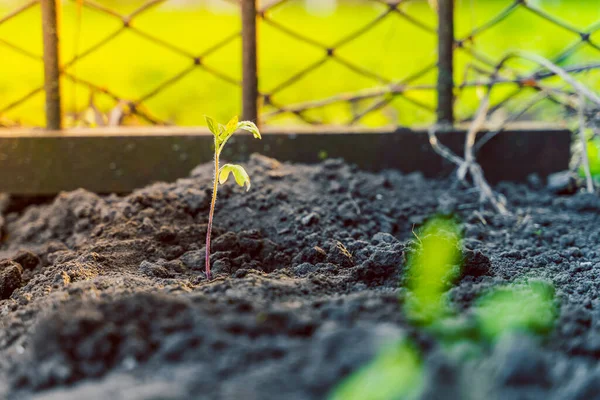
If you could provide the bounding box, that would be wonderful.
[0,154,599,399]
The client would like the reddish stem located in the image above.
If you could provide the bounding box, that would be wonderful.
[205,152,220,280]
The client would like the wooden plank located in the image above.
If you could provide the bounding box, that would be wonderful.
[0,125,571,194]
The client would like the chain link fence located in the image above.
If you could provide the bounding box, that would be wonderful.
[0,0,598,129]
[453,0,600,124]
[257,0,441,126]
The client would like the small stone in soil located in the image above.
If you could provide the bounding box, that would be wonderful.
[0,260,23,299]
[141,217,155,233]
[301,212,320,226]
[292,246,327,266]
[139,260,174,279]
[179,249,206,271]
[12,250,41,270]
[212,259,231,275]
[293,263,318,276]
[181,188,208,214]
[547,170,579,195]
[250,153,282,170]
[372,232,398,245]
[461,250,492,278]
[157,259,187,273]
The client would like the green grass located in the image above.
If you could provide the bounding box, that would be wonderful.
[0,0,599,126]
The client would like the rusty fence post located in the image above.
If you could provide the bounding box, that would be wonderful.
[436,0,454,126]
[241,0,259,125]
[41,0,62,130]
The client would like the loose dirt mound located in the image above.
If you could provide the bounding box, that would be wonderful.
[1,155,600,399]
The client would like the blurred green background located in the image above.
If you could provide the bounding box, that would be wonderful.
[0,0,598,127]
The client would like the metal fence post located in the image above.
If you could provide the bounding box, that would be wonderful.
[436,0,454,125]
[242,0,259,125]
[41,0,62,130]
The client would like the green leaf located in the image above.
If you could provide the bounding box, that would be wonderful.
[205,115,218,136]
[224,115,239,137]
[474,280,556,341]
[215,116,240,151]
[218,164,251,191]
[237,121,262,139]
[405,217,462,324]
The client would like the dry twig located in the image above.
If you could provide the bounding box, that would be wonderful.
[429,51,599,213]
[428,92,509,215]
[495,52,597,193]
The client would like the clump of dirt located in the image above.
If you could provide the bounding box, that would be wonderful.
[1,154,600,399]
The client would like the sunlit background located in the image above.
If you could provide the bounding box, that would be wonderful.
[0,0,598,127]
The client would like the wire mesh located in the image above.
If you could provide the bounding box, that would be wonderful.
[61,0,243,126]
[454,0,600,123]
[0,0,598,128]
[258,0,439,126]
[261,0,600,126]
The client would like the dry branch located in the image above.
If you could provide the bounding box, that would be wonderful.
[428,93,509,215]
[494,52,597,193]
[429,51,600,214]
[578,94,594,193]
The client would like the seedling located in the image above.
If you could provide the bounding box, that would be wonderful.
[405,217,462,324]
[474,280,556,340]
[204,115,261,280]
[329,338,423,400]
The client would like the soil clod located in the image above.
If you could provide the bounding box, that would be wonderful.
[0,260,22,299]
[0,157,599,399]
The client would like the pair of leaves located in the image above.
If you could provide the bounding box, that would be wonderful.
[219,164,251,191]
[205,115,261,154]
[205,115,262,191]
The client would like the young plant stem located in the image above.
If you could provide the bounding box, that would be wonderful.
[205,149,220,281]
[203,116,260,281]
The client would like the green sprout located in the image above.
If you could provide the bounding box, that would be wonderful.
[204,115,261,280]
[583,136,600,178]
[405,217,462,324]
[474,280,557,341]
[328,339,423,400]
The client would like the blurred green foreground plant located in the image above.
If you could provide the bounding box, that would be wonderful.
[329,339,423,400]
[204,116,261,280]
[329,216,558,400]
[475,280,557,341]
[405,217,462,324]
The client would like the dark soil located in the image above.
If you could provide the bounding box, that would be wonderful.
[1,154,600,400]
